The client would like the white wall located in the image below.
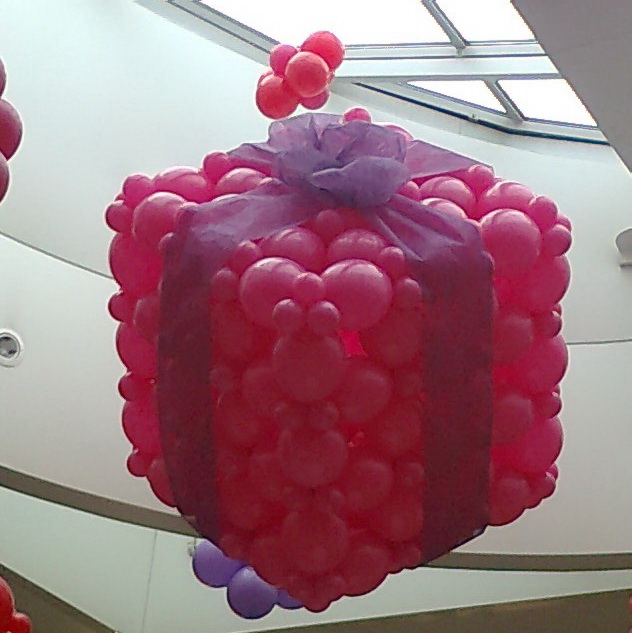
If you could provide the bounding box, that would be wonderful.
[1,0,632,630]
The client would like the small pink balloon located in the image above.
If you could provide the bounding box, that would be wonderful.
[492,389,534,445]
[272,298,305,334]
[105,200,134,233]
[397,181,421,200]
[327,228,386,264]
[293,272,325,306]
[542,225,572,257]
[122,399,160,455]
[527,196,558,231]
[122,173,156,208]
[116,323,157,379]
[210,268,239,303]
[300,31,345,71]
[376,246,407,280]
[367,489,424,542]
[228,240,263,275]
[215,167,267,197]
[216,392,266,448]
[422,197,467,219]
[118,372,153,402]
[514,255,571,312]
[239,257,305,328]
[127,450,153,477]
[532,310,562,338]
[212,301,259,362]
[133,192,185,250]
[0,99,23,159]
[343,107,372,123]
[108,291,136,323]
[133,292,160,344]
[481,209,542,278]
[307,300,341,335]
[488,470,529,526]
[511,334,568,394]
[202,151,232,183]
[341,458,393,512]
[273,333,345,402]
[557,215,572,230]
[310,208,348,242]
[532,391,562,419]
[418,176,476,214]
[0,153,8,203]
[260,227,326,272]
[322,260,392,331]
[270,44,299,76]
[493,309,534,365]
[459,164,495,196]
[301,88,330,110]
[155,167,213,203]
[367,399,423,458]
[335,357,392,423]
[477,180,534,216]
[147,458,176,507]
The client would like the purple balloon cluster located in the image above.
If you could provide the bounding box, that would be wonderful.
[192,540,302,619]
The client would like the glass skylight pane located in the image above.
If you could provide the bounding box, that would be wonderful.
[436,0,535,42]
[200,0,450,45]
[410,80,504,111]
[499,79,596,126]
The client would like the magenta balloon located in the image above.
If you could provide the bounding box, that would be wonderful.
[227,567,278,619]
[260,227,326,272]
[273,333,344,403]
[340,458,393,512]
[488,470,529,526]
[105,200,133,234]
[0,59,5,97]
[418,176,476,213]
[300,88,330,110]
[126,450,152,477]
[133,192,184,250]
[155,167,212,203]
[108,233,162,297]
[532,310,562,338]
[146,458,175,507]
[492,389,533,445]
[0,153,8,203]
[322,260,392,330]
[116,324,157,379]
[0,99,22,160]
[367,399,423,458]
[215,167,266,197]
[512,335,568,394]
[133,292,159,344]
[193,540,243,588]
[343,107,372,122]
[269,44,299,76]
[493,309,534,365]
[239,257,305,328]
[212,302,258,362]
[278,425,347,487]
[335,356,392,423]
[108,291,136,324]
[481,209,542,278]
[542,225,572,257]
[216,392,265,449]
[527,196,558,231]
[122,173,156,209]
[514,255,571,312]
[421,197,467,219]
[477,180,534,215]
[122,399,160,455]
[327,228,386,264]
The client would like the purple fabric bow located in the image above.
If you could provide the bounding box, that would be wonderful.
[233,114,479,209]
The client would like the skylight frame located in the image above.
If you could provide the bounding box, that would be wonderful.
[160,0,606,144]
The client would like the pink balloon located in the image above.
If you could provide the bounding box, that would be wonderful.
[493,309,534,365]
[118,372,153,402]
[398,181,421,201]
[488,470,529,526]
[301,88,330,110]
[133,192,185,250]
[335,357,392,423]
[322,260,392,330]
[527,196,558,231]
[495,416,563,475]
[511,335,568,394]
[376,246,407,280]
[228,240,263,275]
[127,450,153,477]
[216,392,266,449]
[122,173,156,208]
[116,323,157,379]
[360,307,422,367]
[109,234,162,297]
[481,209,542,278]
[367,489,424,542]
[273,333,344,402]
[212,302,260,362]
[477,180,534,215]
[340,458,393,512]
[146,458,176,507]
[105,200,133,234]
[327,229,386,264]
[155,167,213,203]
[133,292,160,344]
[513,256,571,312]
[0,99,22,160]
[241,361,283,418]
[340,538,391,596]
[492,389,533,445]
[278,426,347,487]
[532,391,562,419]
[215,167,267,197]
[343,107,371,123]
[0,153,8,203]
[260,227,326,272]
[202,151,232,183]
[527,471,556,508]
[239,257,305,328]
[108,291,136,323]
[367,399,423,458]
[122,399,160,455]
[542,225,572,257]
[210,268,239,304]
[532,310,562,338]
[422,197,467,219]
[285,52,331,98]
[418,176,476,213]
[300,31,345,71]
[270,44,299,76]
[272,298,306,334]
[458,164,495,197]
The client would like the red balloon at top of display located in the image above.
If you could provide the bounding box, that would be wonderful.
[256,31,344,119]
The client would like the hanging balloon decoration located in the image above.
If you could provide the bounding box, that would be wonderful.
[0,59,23,204]
[107,33,571,617]
[256,31,344,118]
[0,577,31,633]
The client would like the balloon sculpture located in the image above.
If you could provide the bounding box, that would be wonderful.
[256,31,343,118]
[108,36,570,616]
[0,59,23,204]
[0,577,31,633]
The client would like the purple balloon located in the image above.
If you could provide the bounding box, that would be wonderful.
[227,567,278,619]
[192,540,243,588]
[277,589,302,610]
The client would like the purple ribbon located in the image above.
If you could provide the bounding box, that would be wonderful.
[159,113,493,565]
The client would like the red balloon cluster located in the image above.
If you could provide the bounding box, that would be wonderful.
[0,577,31,633]
[256,31,344,119]
[107,114,571,612]
[0,59,23,204]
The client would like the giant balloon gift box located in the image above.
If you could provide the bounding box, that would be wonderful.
[107,33,571,620]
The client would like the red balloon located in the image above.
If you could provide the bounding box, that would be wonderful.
[322,260,392,330]
[492,388,533,445]
[282,508,349,575]
[116,323,157,379]
[481,209,542,278]
[118,372,153,402]
[127,450,153,477]
[218,472,278,532]
[367,399,423,458]
[301,31,345,71]
[133,192,184,250]
[0,100,22,160]
[361,307,422,367]
[9,613,32,633]
[340,538,391,596]
[0,578,15,627]
[532,310,562,338]
[108,291,136,323]
[285,52,331,98]
[269,44,298,76]
[335,357,392,423]
[368,489,424,542]
[488,470,529,526]
[216,392,266,449]
[146,458,175,507]
[300,88,330,110]
[248,450,288,502]
[122,399,160,455]
[273,333,344,403]
[256,74,299,119]
[532,391,562,419]
[511,335,568,394]
[278,426,347,487]
[343,107,371,122]
[133,292,159,344]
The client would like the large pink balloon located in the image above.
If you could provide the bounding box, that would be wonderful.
[511,335,568,394]
[133,192,184,250]
[260,227,326,272]
[109,234,162,297]
[418,176,475,213]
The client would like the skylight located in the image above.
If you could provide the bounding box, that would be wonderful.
[410,80,504,112]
